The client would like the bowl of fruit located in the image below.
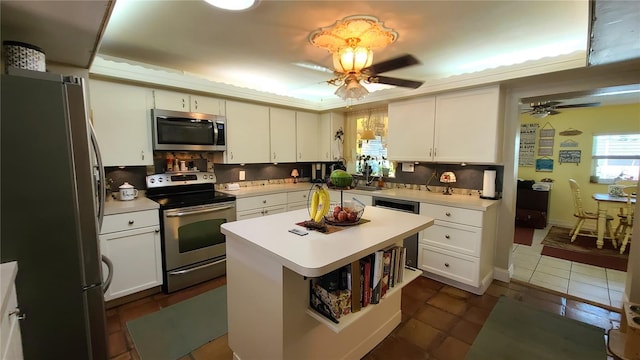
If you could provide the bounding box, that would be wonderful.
[324,201,364,225]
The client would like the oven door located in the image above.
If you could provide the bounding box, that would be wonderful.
[162,201,236,271]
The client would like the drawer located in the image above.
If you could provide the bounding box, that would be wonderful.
[420,221,482,257]
[287,190,310,204]
[418,244,479,286]
[287,201,308,212]
[420,203,483,227]
[236,193,287,211]
[101,210,159,234]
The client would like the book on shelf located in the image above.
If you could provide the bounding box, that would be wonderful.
[361,257,371,307]
[389,246,397,288]
[380,249,391,298]
[350,260,361,313]
[397,247,407,283]
[371,250,384,304]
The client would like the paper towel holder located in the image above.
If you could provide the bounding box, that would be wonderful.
[480,169,501,200]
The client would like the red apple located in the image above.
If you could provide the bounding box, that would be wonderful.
[347,212,357,222]
[337,211,347,222]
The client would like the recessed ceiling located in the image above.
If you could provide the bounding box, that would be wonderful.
[94,0,590,107]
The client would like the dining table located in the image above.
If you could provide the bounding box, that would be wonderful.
[592,193,636,249]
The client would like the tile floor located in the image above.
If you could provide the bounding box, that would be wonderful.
[107,274,620,360]
[511,225,627,309]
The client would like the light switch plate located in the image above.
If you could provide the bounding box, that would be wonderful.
[402,163,415,172]
[239,170,245,181]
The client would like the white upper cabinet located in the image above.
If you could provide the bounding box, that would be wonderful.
[225,101,270,164]
[387,96,436,162]
[434,85,502,164]
[89,79,153,166]
[153,89,225,116]
[387,85,502,164]
[296,111,320,162]
[319,112,345,161]
[269,108,296,163]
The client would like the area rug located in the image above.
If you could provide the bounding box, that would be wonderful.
[466,295,606,360]
[127,286,227,360]
[514,226,534,246]
[541,226,628,271]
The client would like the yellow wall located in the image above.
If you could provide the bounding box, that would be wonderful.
[518,103,640,229]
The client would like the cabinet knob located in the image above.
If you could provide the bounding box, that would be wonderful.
[155,229,160,233]
[444,263,450,267]
[128,220,134,225]
[445,234,450,239]
[263,200,267,204]
[445,212,451,217]
[9,308,26,320]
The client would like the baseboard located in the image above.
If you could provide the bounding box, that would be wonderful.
[494,266,511,283]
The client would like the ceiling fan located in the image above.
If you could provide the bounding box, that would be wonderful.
[521,100,601,118]
[306,15,424,100]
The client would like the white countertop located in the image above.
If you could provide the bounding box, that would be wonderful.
[218,182,314,198]
[1,261,18,317]
[221,207,434,277]
[218,182,499,211]
[104,193,159,215]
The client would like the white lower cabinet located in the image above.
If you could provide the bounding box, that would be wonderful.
[287,190,310,211]
[100,210,162,301]
[1,263,22,360]
[236,193,288,220]
[418,202,497,294]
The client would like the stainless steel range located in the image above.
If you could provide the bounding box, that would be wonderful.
[146,172,236,293]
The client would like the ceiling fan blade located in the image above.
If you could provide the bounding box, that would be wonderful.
[555,102,601,109]
[362,54,420,75]
[292,61,334,74]
[548,110,561,115]
[368,75,424,89]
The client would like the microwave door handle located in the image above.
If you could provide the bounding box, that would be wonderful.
[213,121,219,146]
[166,205,235,217]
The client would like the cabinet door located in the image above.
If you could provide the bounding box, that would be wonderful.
[225,101,270,163]
[319,112,345,161]
[296,111,320,162]
[100,226,162,301]
[1,282,23,360]
[387,97,436,161]
[90,80,153,166]
[434,86,502,163]
[269,108,296,163]
[191,95,224,116]
[152,89,189,111]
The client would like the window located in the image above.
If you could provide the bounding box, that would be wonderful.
[348,108,395,177]
[591,133,640,183]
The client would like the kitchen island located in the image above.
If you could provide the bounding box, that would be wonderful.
[221,206,434,360]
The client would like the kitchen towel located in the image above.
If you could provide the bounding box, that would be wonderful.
[482,170,496,198]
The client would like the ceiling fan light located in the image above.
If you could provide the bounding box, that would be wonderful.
[531,110,550,118]
[333,46,373,73]
[334,79,369,100]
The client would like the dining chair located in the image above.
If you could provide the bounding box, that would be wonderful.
[568,179,616,245]
[616,186,636,254]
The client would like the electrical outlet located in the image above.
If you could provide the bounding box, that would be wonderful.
[401,163,415,172]
[239,170,245,181]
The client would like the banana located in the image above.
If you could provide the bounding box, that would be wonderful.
[309,189,319,220]
[314,186,327,222]
[321,187,331,216]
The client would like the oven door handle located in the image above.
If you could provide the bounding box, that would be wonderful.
[168,258,226,275]
[166,205,234,217]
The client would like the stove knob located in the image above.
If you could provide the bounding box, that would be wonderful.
[204,175,209,179]
[149,178,155,184]
[158,178,163,182]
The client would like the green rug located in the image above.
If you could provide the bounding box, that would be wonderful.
[466,296,606,360]
[127,286,227,360]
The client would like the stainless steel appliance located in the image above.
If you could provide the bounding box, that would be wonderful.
[1,68,111,359]
[146,172,236,293]
[152,109,226,152]
[372,197,421,267]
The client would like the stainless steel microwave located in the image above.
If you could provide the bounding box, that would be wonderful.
[152,109,226,152]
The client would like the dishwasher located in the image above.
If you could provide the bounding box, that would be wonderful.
[372,196,421,267]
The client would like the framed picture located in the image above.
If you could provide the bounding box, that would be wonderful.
[535,158,554,172]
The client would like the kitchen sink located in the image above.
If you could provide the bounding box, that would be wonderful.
[353,186,383,192]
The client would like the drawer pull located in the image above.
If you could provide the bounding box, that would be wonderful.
[445,212,451,217]
[445,234,450,239]
[128,220,134,225]
[444,263,450,267]
[9,308,26,320]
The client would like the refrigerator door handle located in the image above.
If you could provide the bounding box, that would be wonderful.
[89,122,106,231]
[101,255,113,293]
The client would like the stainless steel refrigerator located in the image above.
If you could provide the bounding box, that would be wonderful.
[1,68,111,360]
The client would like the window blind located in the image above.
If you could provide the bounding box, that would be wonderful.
[592,134,640,159]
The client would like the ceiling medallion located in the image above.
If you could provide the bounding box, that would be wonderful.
[309,15,398,100]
